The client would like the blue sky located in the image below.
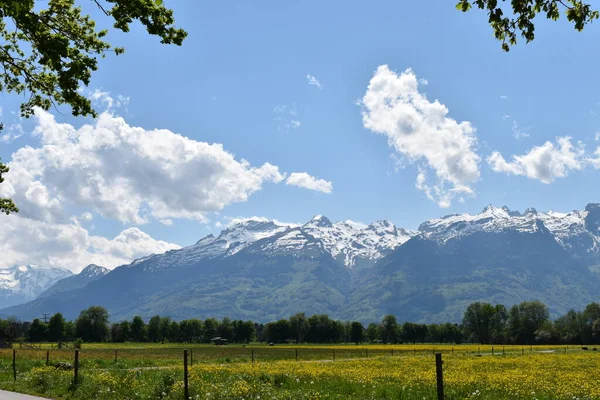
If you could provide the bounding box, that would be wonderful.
[2,0,600,271]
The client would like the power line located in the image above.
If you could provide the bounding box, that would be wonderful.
[42,313,50,323]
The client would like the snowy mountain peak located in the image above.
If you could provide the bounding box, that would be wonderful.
[524,207,538,215]
[79,264,109,278]
[0,265,72,307]
[307,215,333,228]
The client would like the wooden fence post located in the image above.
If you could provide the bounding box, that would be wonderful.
[333,349,335,361]
[391,348,394,356]
[12,349,16,381]
[295,348,298,361]
[251,349,254,363]
[74,349,79,385]
[183,349,189,400]
[46,350,49,366]
[365,348,368,358]
[114,350,118,362]
[190,349,193,366]
[435,353,444,400]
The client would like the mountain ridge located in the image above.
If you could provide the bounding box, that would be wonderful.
[2,203,600,323]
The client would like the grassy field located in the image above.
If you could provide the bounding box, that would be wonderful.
[0,344,598,399]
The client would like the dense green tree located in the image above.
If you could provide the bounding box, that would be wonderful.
[48,313,66,342]
[350,322,364,345]
[28,319,47,342]
[232,320,255,343]
[366,323,380,343]
[289,313,309,344]
[158,316,172,342]
[64,321,76,341]
[381,315,400,344]
[439,323,463,344]
[217,317,233,341]
[456,0,598,51]
[167,321,179,342]
[110,320,131,343]
[592,319,600,343]
[554,309,590,344]
[583,303,600,324]
[264,319,292,343]
[462,302,506,344]
[75,306,109,342]
[507,301,550,344]
[0,317,25,342]
[306,314,338,343]
[130,316,146,342]
[202,318,218,343]
[147,316,161,343]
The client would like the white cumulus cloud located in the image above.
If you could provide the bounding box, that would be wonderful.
[361,65,480,208]
[286,172,333,194]
[306,74,323,89]
[487,137,584,183]
[0,109,286,224]
[0,215,180,272]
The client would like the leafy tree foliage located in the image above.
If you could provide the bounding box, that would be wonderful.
[507,301,550,344]
[0,157,18,215]
[350,321,364,345]
[130,316,146,342]
[381,315,400,344]
[289,313,309,344]
[75,305,109,342]
[462,302,507,344]
[28,318,47,342]
[5,300,600,345]
[0,0,186,118]
[48,312,66,342]
[456,0,599,51]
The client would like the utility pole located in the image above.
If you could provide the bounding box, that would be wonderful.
[42,313,50,323]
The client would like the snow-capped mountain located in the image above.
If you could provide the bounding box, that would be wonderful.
[0,265,72,308]
[38,264,109,298]
[4,204,600,323]
[419,204,600,260]
[131,216,416,271]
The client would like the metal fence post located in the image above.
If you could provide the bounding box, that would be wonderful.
[435,353,444,400]
[184,349,189,399]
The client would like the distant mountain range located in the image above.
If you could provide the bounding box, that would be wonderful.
[0,265,72,309]
[2,204,600,323]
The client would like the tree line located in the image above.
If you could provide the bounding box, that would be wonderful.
[1,301,600,345]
